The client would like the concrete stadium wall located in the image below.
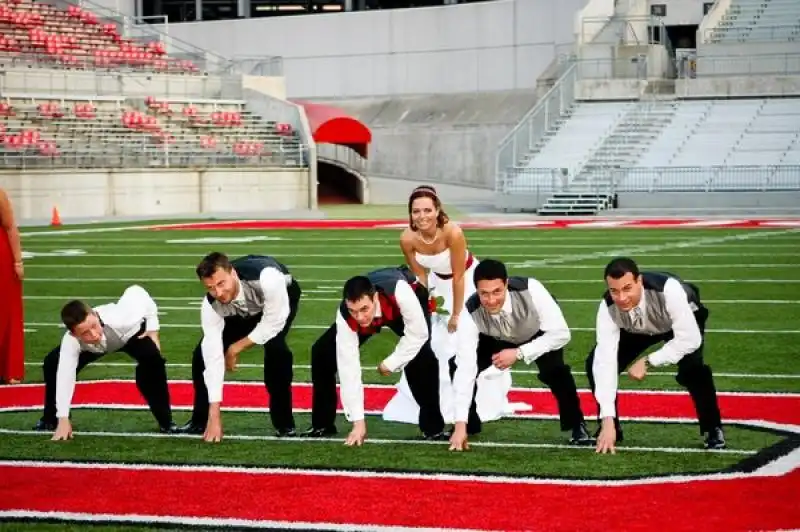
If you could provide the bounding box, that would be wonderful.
[156,0,587,98]
[321,90,541,188]
[0,67,237,100]
[618,191,800,209]
[0,169,310,221]
[696,43,800,76]
[650,0,710,26]
[676,75,800,98]
[367,176,492,206]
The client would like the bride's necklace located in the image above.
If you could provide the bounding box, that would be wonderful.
[418,228,439,245]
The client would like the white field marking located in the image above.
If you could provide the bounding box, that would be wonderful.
[0,512,474,532]
[22,329,36,333]
[20,277,800,284]
[26,360,797,379]
[20,262,800,270]
[165,236,284,244]
[21,249,87,259]
[679,219,751,227]
[507,228,800,268]
[22,321,800,335]
[21,295,800,305]
[0,428,756,456]
[0,439,796,487]
[20,242,800,251]
[19,223,201,237]
[761,220,800,228]
[16,250,800,260]
[7,379,800,398]
[0,404,793,433]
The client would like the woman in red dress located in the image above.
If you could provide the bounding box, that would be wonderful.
[0,186,24,384]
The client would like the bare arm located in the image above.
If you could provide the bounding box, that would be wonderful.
[0,188,22,264]
[400,229,428,287]
[446,224,468,319]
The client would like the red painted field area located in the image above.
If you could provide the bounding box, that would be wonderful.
[0,382,798,530]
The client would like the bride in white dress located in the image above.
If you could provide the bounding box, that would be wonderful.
[382,185,521,425]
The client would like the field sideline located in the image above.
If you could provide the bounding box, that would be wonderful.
[1,217,798,531]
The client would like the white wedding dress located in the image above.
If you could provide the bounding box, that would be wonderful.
[382,249,528,424]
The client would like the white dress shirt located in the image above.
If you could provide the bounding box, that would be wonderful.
[56,285,160,418]
[452,278,571,423]
[592,277,703,418]
[200,267,291,404]
[336,280,429,422]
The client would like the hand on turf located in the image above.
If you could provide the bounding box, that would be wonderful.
[137,330,161,351]
[595,418,616,455]
[491,349,518,370]
[345,420,366,447]
[448,423,469,452]
[628,357,648,381]
[51,418,73,441]
[204,418,223,443]
[377,362,391,377]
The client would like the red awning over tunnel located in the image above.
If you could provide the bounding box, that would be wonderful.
[293,100,371,159]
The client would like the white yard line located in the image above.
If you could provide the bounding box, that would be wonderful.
[0,428,756,455]
[22,295,800,305]
[17,250,800,258]
[507,228,800,268]
[0,512,470,532]
[0,451,796,488]
[20,277,800,284]
[20,243,800,250]
[0,511,469,532]
[21,262,800,269]
[24,234,800,243]
[6,379,800,398]
[22,360,799,380]
[22,321,800,334]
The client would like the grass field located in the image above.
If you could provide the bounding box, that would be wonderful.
[2,221,800,530]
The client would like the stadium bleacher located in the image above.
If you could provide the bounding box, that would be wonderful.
[707,0,800,43]
[0,0,305,168]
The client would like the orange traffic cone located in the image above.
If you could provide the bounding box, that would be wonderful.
[50,206,62,227]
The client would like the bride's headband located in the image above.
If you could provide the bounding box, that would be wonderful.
[411,185,438,198]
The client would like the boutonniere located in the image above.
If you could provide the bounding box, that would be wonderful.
[428,294,450,316]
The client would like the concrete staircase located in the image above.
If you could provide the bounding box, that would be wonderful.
[538,98,677,215]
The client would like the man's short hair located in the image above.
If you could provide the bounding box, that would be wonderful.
[61,300,91,332]
[196,252,232,279]
[343,275,376,302]
[473,258,508,285]
[604,257,640,280]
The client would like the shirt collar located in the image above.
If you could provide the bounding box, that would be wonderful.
[631,290,647,315]
[373,293,383,319]
[233,278,246,304]
[502,290,512,313]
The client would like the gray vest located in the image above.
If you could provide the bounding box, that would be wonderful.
[77,318,134,354]
[208,255,291,319]
[604,272,701,335]
[465,277,541,346]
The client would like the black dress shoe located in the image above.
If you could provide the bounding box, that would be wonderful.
[569,423,595,446]
[160,423,179,434]
[301,426,338,438]
[175,421,205,435]
[275,428,297,438]
[423,430,452,441]
[704,427,726,450]
[33,419,57,431]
